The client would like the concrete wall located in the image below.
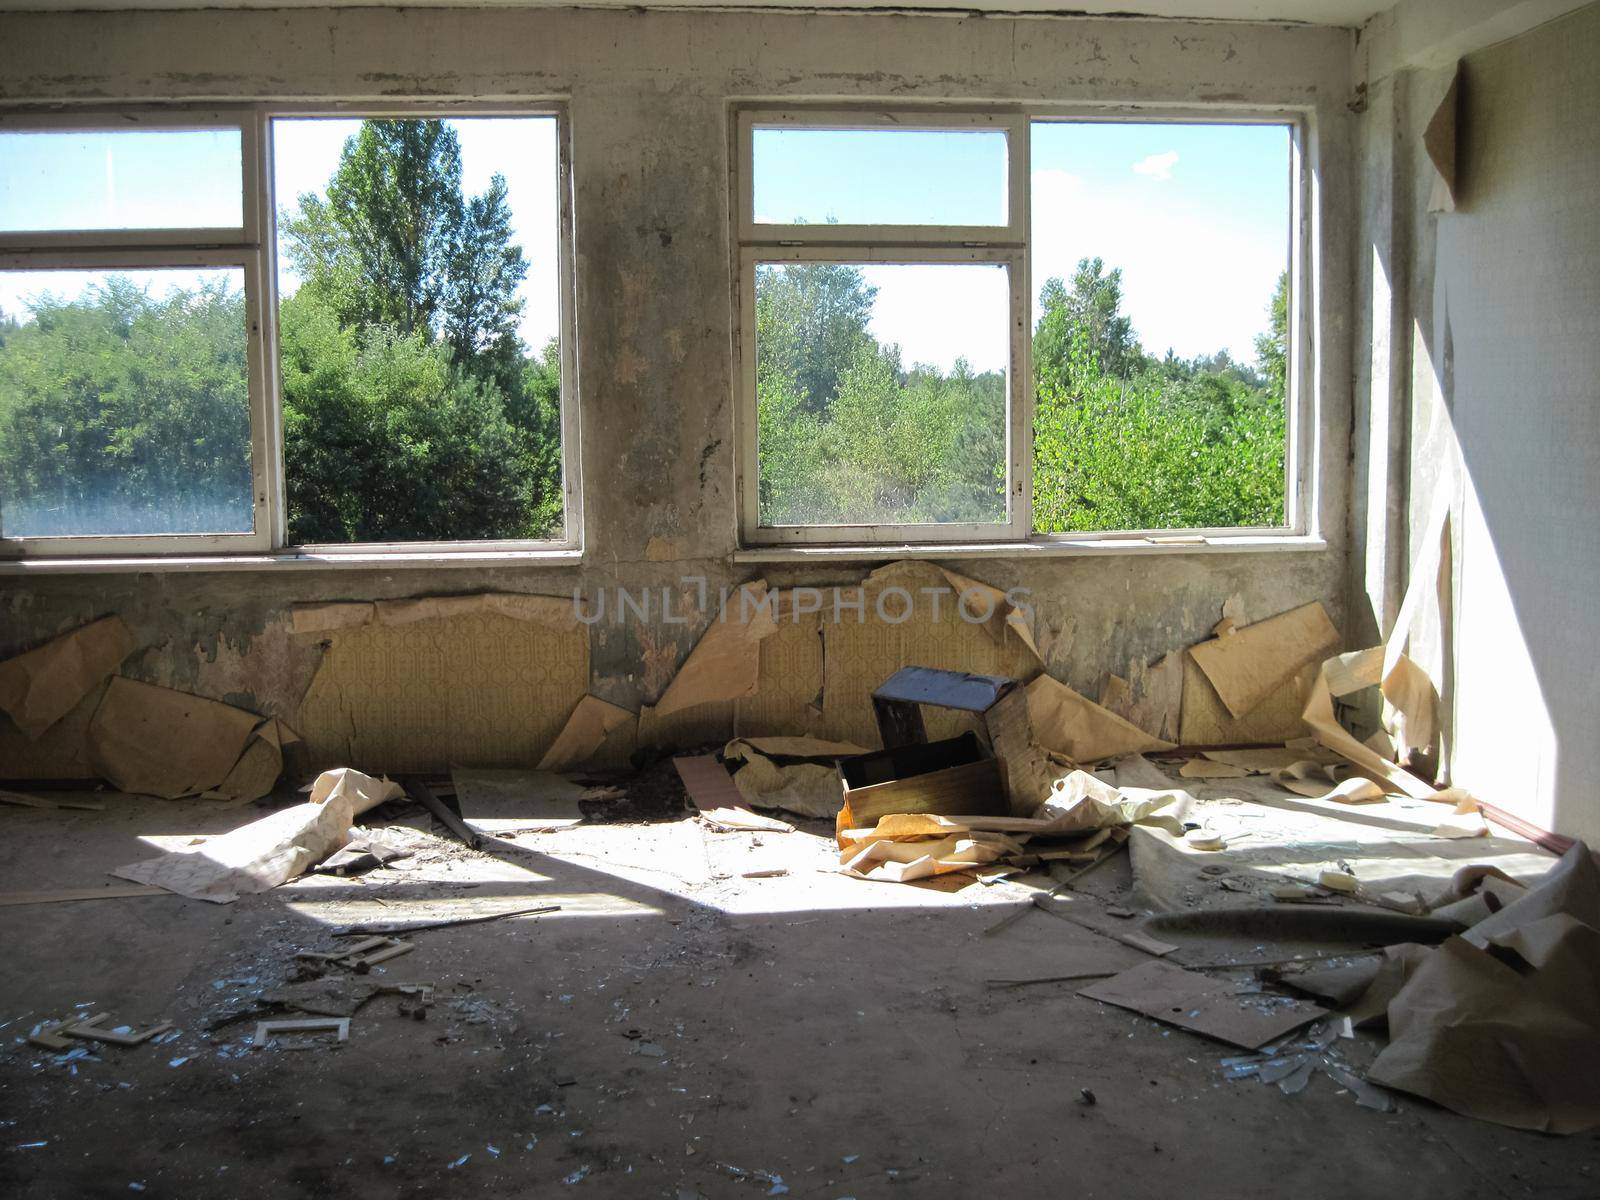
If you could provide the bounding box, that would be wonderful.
[1353,2,1600,843]
[0,8,1355,774]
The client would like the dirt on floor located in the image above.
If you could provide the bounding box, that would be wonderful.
[3,788,1599,1199]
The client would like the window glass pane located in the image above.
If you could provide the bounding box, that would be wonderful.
[273,116,566,544]
[755,261,1009,527]
[1030,121,1291,532]
[0,267,253,538]
[0,129,243,232]
[753,127,1007,227]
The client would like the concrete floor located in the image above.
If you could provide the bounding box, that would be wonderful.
[3,796,1598,1199]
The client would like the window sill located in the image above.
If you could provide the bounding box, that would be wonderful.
[0,548,584,575]
[732,533,1327,563]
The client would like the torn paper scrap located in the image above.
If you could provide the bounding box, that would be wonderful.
[112,767,403,903]
[1024,672,1174,763]
[1188,601,1338,721]
[0,616,137,739]
[1366,844,1600,1132]
[839,813,1024,884]
[207,718,302,805]
[538,695,636,772]
[674,754,793,833]
[1370,920,1600,1132]
[86,677,286,802]
[1301,653,1437,800]
[655,582,779,718]
[932,564,1042,664]
[1423,64,1460,214]
[723,736,867,820]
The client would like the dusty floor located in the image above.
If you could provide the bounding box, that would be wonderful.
[3,792,1598,1199]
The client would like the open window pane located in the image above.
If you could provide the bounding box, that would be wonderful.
[0,267,253,537]
[1030,121,1292,532]
[273,116,565,544]
[752,127,1008,227]
[0,129,243,233]
[755,260,1009,528]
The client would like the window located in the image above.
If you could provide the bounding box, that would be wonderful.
[735,110,1301,548]
[0,108,575,560]
[1,115,268,554]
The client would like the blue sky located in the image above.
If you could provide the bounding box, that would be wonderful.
[3,118,1287,373]
[757,121,1290,371]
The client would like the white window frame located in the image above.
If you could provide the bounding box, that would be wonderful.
[0,103,580,561]
[736,108,1030,546]
[0,110,273,556]
[732,105,1309,550]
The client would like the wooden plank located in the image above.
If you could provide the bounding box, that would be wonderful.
[0,884,166,907]
[403,776,481,850]
[0,788,105,811]
[842,758,1005,828]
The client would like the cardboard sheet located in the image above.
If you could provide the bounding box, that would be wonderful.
[86,677,289,802]
[722,737,867,820]
[1180,656,1318,746]
[296,608,588,773]
[654,581,780,718]
[1079,960,1326,1049]
[674,754,793,833]
[1024,673,1174,764]
[1187,601,1339,721]
[538,695,637,772]
[0,616,136,740]
[112,767,403,903]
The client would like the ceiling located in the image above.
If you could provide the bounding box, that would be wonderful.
[0,0,1392,25]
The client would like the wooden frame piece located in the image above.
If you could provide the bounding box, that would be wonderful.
[253,1017,351,1047]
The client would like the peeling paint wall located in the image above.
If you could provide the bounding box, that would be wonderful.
[0,7,1356,775]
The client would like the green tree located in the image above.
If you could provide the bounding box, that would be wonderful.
[1255,269,1290,401]
[1033,257,1139,390]
[0,279,250,537]
[1032,262,1287,533]
[276,118,560,543]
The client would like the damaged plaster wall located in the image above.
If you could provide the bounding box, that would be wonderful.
[0,7,1355,776]
[1353,1,1600,844]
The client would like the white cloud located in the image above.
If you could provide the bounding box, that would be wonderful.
[1030,166,1284,362]
[1131,151,1179,182]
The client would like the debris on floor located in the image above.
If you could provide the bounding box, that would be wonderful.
[110,767,404,902]
[1080,959,1326,1048]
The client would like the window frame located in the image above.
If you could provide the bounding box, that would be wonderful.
[0,102,581,561]
[732,104,1310,550]
[735,107,1032,547]
[0,109,272,556]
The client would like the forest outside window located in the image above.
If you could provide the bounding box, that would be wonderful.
[736,110,1302,548]
[0,108,575,561]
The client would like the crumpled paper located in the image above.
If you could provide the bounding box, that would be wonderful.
[112,768,404,904]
